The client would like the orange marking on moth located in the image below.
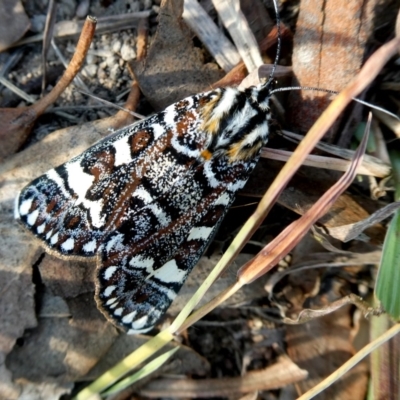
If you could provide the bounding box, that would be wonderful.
[227,141,262,162]
[199,93,222,135]
[201,149,213,160]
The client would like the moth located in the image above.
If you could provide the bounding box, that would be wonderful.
[15,81,273,334]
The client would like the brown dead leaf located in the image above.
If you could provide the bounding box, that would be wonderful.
[0,106,41,161]
[0,0,30,52]
[287,0,379,139]
[6,292,117,382]
[38,255,96,300]
[286,310,368,399]
[131,0,223,111]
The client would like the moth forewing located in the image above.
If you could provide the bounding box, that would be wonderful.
[16,82,272,333]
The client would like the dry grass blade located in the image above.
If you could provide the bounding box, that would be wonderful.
[74,330,175,400]
[41,0,57,92]
[261,147,388,177]
[102,347,179,396]
[329,201,400,242]
[211,0,263,72]
[265,250,382,295]
[283,294,376,325]
[183,0,241,72]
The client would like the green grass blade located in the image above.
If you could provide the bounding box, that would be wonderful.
[375,209,400,320]
[375,149,400,320]
[102,347,179,396]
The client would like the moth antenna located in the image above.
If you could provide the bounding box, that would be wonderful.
[268,0,281,86]
[271,86,400,121]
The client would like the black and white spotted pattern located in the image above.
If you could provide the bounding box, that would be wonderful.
[15,82,272,333]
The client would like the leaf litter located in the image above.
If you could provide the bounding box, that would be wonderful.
[0,0,400,399]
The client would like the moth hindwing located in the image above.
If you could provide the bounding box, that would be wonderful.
[15,82,272,334]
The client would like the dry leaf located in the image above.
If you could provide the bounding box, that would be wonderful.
[131,0,223,110]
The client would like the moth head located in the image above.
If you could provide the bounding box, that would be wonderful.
[199,87,271,163]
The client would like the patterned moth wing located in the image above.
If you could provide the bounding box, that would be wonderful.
[15,82,272,333]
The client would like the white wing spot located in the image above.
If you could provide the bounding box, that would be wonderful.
[27,209,39,226]
[45,229,53,240]
[130,315,149,330]
[214,192,231,206]
[129,255,155,272]
[47,169,70,199]
[65,160,105,228]
[83,239,97,253]
[106,298,118,306]
[127,326,152,335]
[122,311,137,324]
[114,307,123,316]
[152,123,164,139]
[61,238,74,252]
[147,204,171,227]
[106,234,125,253]
[188,226,213,241]
[103,285,116,297]
[203,161,220,188]
[19,198,33,216]
[104,266,118,280]
[147,259,187,283]
[50,232,59,245]
[229,179,248,192]
[113,136,132,166]
[157,285,177,301]
[37,223,46,234]
[134,187,153,204]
